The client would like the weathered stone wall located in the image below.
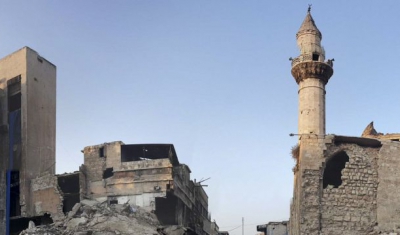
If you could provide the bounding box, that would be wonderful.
[321,143,379,235]
[83,143,109,197]
[294,137,327,235]
[105,142,122,169]
[108,159,173,196]
[376,141,400,234]
[31,173,64,221]
[289,171,300,235]
[289,136,391,235]
[266,222,288,235]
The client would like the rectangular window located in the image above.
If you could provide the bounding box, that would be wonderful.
[312,54,319,61]
[7,76,21,112]
[99,147,104,157]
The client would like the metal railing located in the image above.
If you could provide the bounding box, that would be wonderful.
[290,54,334,67]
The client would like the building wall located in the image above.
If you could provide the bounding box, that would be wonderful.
[24,47,57,217]
[290,136,400,235]
[267,222,288,235]
[82,141,123,199]
[0,47,56,234]
[31,173,64,221]
[321,143,379,234]
[0,48,28,232]
[298,78,326,136]
[290,136,326,235]
[376,141,400,232]
[108,159,173,211]
[210,221,219,235]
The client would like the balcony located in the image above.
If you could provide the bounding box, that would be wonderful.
[290,54,334,67]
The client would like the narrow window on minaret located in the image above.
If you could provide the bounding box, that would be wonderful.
[312,54,319,61]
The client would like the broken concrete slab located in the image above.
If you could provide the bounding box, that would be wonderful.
[80,199,99,207]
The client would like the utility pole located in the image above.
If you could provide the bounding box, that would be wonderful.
[242,217,244,235]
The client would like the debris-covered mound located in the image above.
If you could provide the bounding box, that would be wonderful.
[19,199,188,235]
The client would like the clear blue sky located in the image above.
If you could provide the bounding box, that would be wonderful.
[1,1,400,234]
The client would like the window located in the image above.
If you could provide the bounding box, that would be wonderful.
[312,53,319,61]
[7,76,21,112]
[99,147,104,157]
[103,168,113,179]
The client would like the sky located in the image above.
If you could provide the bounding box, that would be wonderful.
[1,1,400,234]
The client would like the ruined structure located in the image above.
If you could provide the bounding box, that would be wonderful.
[210,221,219,235]
[257,221,288,235]
[80,142,212,235]
[288,8,400,235]
[0,47,220,235]
[0,47,57,234]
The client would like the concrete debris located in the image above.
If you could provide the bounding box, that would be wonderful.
[157,225,191,235]
[28,221,36,230]
[19,199,190,235]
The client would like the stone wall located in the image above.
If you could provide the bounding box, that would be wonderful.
[321,143,379,235]
[376,141,400,234]
[31,173,64,221]
[289,136,394,235]
[266,222,288,235]
[294,137,327,235]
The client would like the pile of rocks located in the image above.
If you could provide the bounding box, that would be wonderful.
[19,199,188,235]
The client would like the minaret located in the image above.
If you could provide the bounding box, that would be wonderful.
[291,7,333,136]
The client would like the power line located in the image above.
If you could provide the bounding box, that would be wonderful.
[227,225,242,232]
[219,221,271,229]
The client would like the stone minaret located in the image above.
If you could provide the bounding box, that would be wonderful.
[289,9,334,235]
[291,8,333,136]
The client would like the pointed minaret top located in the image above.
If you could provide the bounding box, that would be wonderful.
[296,7,322,39]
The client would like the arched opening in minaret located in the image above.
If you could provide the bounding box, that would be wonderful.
[323,151,349,189]
[312,53,319,61]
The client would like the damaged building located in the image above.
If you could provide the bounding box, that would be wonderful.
[0,47,57,234]
[256,221,288,235]
[286,8,400,235]
[0,47,219,235]
[80,142,212,235]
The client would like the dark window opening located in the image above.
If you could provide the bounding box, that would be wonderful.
[8,93,21,112]
[155,192,177,225]
[10,214,53,235]
[103,168,114,179]
[8,78,21,112]
[312,53,319,61]
[99,147,104,157]
[323,151,349,189]
[109,199,118,205]
[10,171,21,217]
[9,110,21,145]
[121,144,179,165]
[57,173,80,213]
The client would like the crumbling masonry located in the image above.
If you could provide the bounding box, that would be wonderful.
[0,47,216,235]
[288,9,400,235]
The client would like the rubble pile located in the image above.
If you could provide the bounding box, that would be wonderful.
[19,199,188,235]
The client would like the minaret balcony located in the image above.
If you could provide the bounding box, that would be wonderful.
[290,55,334,68]
[291,60,334,85]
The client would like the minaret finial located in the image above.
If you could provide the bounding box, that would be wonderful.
[308,4,312,13]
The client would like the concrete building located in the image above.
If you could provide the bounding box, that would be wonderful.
[81,141,212,235]
[288,8,400,235]
[257,221,288,235]
[0,47,56,234]
[210,221,220,235]
[217,231,229,235]
[0,48,219,235]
